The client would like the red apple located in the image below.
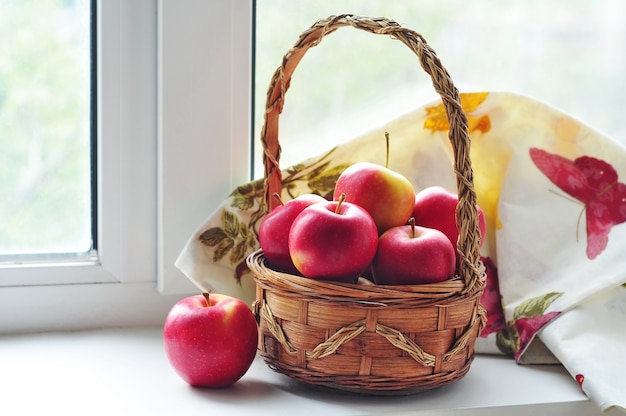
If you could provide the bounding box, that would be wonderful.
[288,194,378,282]
[372,219,456,285]
[163,292,258,388]
[333,162,415,234]
[412,186,487,256]
[258,193,327,274]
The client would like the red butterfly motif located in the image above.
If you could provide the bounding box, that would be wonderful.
[529,147,626,259]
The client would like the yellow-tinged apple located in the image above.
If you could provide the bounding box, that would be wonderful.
[333,162,415,234]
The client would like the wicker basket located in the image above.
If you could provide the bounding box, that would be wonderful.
[247,14,486,394]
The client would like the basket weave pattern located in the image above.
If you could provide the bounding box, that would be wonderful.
[248,14,486,394]
[249,251,485,393]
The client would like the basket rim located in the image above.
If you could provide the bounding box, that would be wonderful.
[247,249,484,307]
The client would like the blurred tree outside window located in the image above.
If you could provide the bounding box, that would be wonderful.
[0,0,92,258]
[2,1,624,258]
[254,0,626,177]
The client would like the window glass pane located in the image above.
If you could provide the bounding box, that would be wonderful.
[254,0,626,178]
[0,0,92,256]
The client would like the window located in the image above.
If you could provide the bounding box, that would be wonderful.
[0,1,93,258]
[2,0,624,334]
[0,0,200,334]
[253,0,626,177]
[1,0,153,288]
[1,0,252,334]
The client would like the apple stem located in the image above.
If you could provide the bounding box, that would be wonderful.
[272,192,284,206]
[409,217,416,238]
[336,193,346,214]
[384,132,390,169]
[202,291,212,307]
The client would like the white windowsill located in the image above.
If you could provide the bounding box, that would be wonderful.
[0,327,602,416]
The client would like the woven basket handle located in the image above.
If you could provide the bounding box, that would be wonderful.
[260,14,483,293]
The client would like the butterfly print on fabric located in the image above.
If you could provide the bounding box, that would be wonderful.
[529,147,626,259]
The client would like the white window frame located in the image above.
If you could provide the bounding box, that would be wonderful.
[0,0,253,334]
[157,0,252,294]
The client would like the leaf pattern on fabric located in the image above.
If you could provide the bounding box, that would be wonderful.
[424,92,491,135]
[198,208,257,274]
[306,163,351,200]
[496,292,563,358]
[530,147,626,259]
[512,291,563,320]
[280,148,351,201]
[230,179,266,211]
[197,147,350,282]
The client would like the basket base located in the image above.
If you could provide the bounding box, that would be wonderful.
[262,354,474,396]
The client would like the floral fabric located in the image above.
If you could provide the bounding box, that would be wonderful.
[176,91,626,412]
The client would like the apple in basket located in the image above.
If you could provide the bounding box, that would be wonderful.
[288,194,378,282]
[333,161,415,234]
[163,292,258,388]
[258,193,327,274]
[412,186,487,256]
[372,218,456,285]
